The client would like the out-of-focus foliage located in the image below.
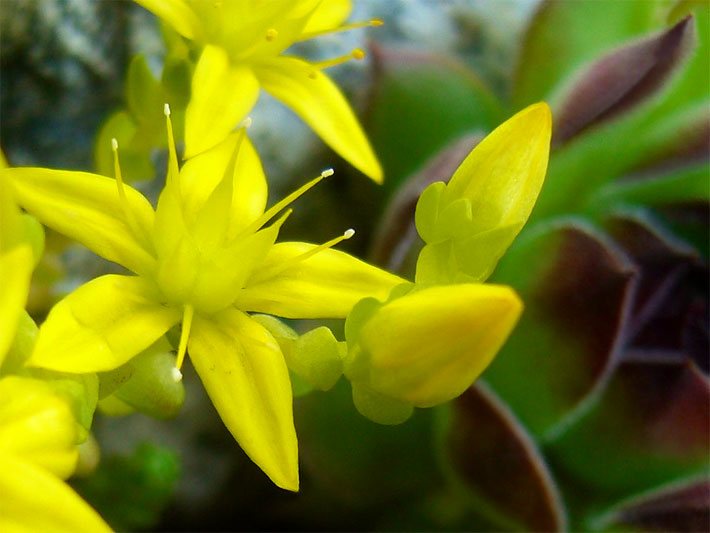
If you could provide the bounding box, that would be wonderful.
[72,442,180,532]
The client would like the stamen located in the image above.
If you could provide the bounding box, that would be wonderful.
[265,28,278,41]
[239,116,253,129]
[238,168,335,237]
[311,48,366,71]
[175,304,194,372]
[111,138,146,240]
[297,18,383,42]
[260,228,356,280]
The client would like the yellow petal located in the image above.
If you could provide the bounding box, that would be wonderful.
[0,246,33,362]
[221,0,318,58]
[238,242,404,318]
[3,167,156,276]
[254,56,383,182]
[444,102,552,233]
[357,284,522,407]
[0,454,110,533]
[301,0,352,34]
[0,176,24,252]
[184,45,260,158]
[28,275,181,373]
[189,309,298,491]
[0,376,77,479]
[134,0,202,40]
[179,133,267,235]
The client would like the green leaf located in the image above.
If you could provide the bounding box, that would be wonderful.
[368,47,503,194]
[125,55,164,126]
[547,360,710,500]
[72,443,180,532]
[485,220,636,437]
[589,163,710,210]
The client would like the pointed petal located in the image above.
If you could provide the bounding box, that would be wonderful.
[184,45,260,158]
[3,167,156,275]
[444,103,552,233]
[0,454,110,533]
[302,0,352,34]
[134,0,202,40]
[28,275,181,373]
[180,132,267,235]
[0,376,78,479]
[238,242,405,318]
[0,246,33,361]
[189,309,298,491]
[254,56,383,182]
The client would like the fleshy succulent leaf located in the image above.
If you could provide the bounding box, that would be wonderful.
[485,220,637,437]
[553,15,695,144]
[443,382,567,532]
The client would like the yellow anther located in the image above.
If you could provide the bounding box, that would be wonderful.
[265,28,278,41]
[313,49,367,70]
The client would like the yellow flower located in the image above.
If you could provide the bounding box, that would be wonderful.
[0,376,110,533]
[2,108,402,490]
[135,0,383,181]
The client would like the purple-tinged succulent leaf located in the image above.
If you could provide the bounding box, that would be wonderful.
[369,135,481,273]
[444,382,567,532]
[513,0,668,107]
[591,478,710,532]
[553,15,695,144]
[604,211,708,371]
[626,111,710,175]
[484,219,637,437]
[547,359,710,495]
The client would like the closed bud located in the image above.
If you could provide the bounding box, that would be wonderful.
[415,103,551,283]
[345,284,522,410]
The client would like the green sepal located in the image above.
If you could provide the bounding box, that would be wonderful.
[351,381,413,425]
[252,315,343,392]
[415,181,447,244]
[112,339,185,419]
[344,297,382,348]
[290,326,343,391]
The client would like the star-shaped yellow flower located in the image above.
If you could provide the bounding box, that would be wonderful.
[135,0,383,181]
[2,108,402,490]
